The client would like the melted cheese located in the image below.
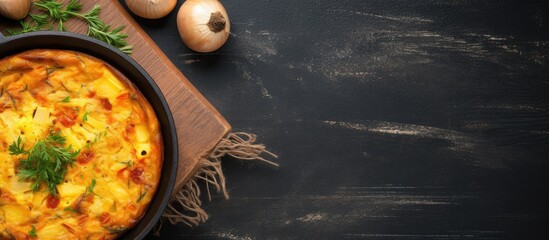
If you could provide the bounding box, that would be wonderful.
[0,50,162,240]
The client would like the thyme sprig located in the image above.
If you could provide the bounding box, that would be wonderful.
[5,0,132,54]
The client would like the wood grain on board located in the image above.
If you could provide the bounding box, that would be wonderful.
[1,0,232,194]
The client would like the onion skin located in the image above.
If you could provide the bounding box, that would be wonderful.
[177,0,231,53]
[125,0,177,19]
[0,0,31,20]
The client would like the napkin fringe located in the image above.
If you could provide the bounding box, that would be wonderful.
[156,132,278,233]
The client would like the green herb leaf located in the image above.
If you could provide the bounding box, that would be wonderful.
[11,132,80,196]
[64,206,78,213]
[136,191,147,203]
[8,136,28,155]
[86,178,100,198]
[88,179,96,192]
[29,225,37,238]
[120,160,133,167]
[82,111,90,122]
[61,96,70,102]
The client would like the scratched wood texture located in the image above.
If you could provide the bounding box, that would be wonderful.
[0,0,232,195]
[129,0,549,239]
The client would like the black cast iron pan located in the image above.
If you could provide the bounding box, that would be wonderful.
[0,31,178,240]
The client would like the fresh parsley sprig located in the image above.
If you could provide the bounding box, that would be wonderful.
[6,0,132,54]
[9,132,80,196]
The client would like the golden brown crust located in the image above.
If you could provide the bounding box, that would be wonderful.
[0,49,162,240]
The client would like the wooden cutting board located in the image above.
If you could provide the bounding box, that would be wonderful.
[0,0,232,195]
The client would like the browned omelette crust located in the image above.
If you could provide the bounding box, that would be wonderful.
[0,50,162,240]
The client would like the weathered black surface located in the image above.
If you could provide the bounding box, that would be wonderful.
[132,0,549,239]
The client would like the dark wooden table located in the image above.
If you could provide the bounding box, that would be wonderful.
[133,0,549,239]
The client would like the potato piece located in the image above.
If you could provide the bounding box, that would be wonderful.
[61,128,85,150]
[106,182,130,201]
[71,125,96,143]
[66,98,89,108]
[1,204,32,225]
[134,124,150,142]
[9,177,31,194]
[93,69,124,99]
[62,79,82,92]
[112,109,132,122]
[38,222,72,239]
[31,191,48,213]
[84,115,106,131]
[33,106,50,124]
[58,183,86,201]
[88,197,114,216]
[0,110,19,130]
